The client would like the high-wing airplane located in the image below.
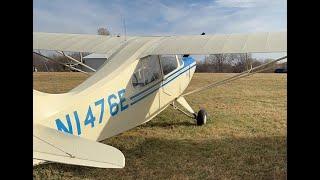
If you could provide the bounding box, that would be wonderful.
[33,31,287,168]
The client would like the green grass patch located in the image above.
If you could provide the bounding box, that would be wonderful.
[33,72,287,179]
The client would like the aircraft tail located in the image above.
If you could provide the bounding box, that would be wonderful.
[33,124,125,168]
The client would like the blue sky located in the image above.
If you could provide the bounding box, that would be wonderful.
[33,0,287,59]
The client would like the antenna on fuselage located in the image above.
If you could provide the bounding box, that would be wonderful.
[121,15,127,41]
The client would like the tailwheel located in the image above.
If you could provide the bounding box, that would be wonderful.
[196,109,207,126]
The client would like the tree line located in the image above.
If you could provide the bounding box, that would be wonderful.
[34,53,279,73]
[195,53,279,73]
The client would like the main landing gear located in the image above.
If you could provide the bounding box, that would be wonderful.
[172,97,208,126]
[195,109,207,126]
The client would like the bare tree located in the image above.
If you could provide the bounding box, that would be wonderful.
[197,53,266,73]
[97,27,110,36]
[205,54,230,72]
[231,53,253,72]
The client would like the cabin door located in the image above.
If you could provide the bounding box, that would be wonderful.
[130,55,162,117]
[160,55,182,108]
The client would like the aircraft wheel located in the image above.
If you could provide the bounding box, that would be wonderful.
[196,109,207,126]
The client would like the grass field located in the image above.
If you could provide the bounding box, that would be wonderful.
[33,72,287,180]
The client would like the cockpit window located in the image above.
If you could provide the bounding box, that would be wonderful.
[160,55,178,76]
[132,55,161,88]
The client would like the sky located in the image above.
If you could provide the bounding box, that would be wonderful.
[33,0,287,60]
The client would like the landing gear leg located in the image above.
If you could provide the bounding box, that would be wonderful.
[173,97,208,126]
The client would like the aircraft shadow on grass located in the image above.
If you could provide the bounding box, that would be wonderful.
[33,136,286,179]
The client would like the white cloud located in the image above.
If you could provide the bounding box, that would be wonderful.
[33,0,286,59]
[215,0,258,8]
[33,0,125,34]
[34,0,286,35]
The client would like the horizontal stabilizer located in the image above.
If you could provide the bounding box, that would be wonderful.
[33,124,125,168]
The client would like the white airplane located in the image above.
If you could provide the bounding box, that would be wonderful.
[33,31,287,168]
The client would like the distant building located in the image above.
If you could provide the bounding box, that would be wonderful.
[82,53,108,72]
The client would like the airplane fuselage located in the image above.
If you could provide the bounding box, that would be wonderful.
[34,54,196,142]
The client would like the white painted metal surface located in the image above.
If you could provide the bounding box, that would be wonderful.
[33,32,287,56]
[175,97,195,114]
[33,124,125,168]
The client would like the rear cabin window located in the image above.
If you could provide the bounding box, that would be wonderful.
[160,55,179,76]
[132,55,161,88]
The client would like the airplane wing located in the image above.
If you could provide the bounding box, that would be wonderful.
[33,31,286,56]
[33,32,143,55]
[140,32,286,57]
[33,31,286,93]
[33,124,125,168]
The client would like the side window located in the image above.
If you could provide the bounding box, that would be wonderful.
[132,55,161,88]
[144,55,161,85]
[160,55,178,76]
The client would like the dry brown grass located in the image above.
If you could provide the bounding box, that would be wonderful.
[33,72,287,180]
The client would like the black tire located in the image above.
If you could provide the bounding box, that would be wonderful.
[196,109,207,126]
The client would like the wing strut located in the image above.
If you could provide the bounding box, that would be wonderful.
[57,51,96,72]
[33,51,90,74]
[182,56,287,96]
[171,97,196,118]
